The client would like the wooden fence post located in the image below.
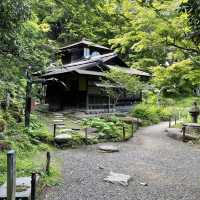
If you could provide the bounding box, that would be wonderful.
[136,118,139,130]
[53,124,57,138]
[169,117,171,128]
[7,150,16,200]
[31,172,36,200]
[182,126,186,142]
[85,128,88,144]
[131,122,134,137]
[122,126,126,141]
[46,152,51,175]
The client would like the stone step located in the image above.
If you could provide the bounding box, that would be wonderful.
[53,118,66,121]
[53,112,64,115]
[54,116,66,119]
[0,176,39,200]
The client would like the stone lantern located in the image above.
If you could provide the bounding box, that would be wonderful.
[189,102,200,123]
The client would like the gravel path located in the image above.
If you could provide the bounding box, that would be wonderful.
[42,122,200,200]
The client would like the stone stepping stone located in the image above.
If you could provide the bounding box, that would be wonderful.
[0,176,38,199]
[53,119,64,123]
[104,172,131,186]
[98,145,119,153]
[56,125,67,129]
[55,134,72,143]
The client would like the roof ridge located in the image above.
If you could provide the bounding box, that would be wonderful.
[59,39,111,50]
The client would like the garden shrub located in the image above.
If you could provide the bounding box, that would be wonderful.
[131,103,172,125]
[0,118,6,132]
[82,117,122,140]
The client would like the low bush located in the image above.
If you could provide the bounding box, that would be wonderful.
[82,116,129,141]
[131,103,172,125]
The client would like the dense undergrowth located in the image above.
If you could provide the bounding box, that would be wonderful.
[0,109,60,186]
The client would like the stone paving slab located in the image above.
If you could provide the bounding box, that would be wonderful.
[53,120,64,123]
[104,172,132,186]
[0,177,32,199]
[98,145,119,153]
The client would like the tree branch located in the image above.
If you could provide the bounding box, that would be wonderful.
[166,41,199,54]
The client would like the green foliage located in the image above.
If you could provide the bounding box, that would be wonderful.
[181,0,200,44]
[102,68,143,105]
[131,103,171,125]
[0,119,6,132]
[152,59,200,96]
[0,111,55,185]
[83,116,125,140]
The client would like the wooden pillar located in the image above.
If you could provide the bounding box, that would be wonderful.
[86,93,89,111]
[41,84,47,104]
[7,150,16,200]
[85,128,88,144]
[53,124,57,138]
[182,126,186,142]
[46,152,51,175]
[122,126,126,141]
[136,118,139,130]
[169,117,171,128]
[131,122,134,137]
[31,173,36,200]
[108,95,110,113]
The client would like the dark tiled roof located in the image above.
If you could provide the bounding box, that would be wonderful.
[41,53,150,78]
[107,65,150,77]
[75,69,104,76]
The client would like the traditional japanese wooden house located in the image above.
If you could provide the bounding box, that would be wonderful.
[40,39,150,113]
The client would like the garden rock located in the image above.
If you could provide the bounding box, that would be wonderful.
[87,128,98,133]
[98,132,106,139]
[139,182,148,186]
[104,172,131,186]
[98,144,119,153]
[55,134,72,143]
[165,128,182,141]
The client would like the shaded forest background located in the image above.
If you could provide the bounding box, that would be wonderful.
[1,0,200,99]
